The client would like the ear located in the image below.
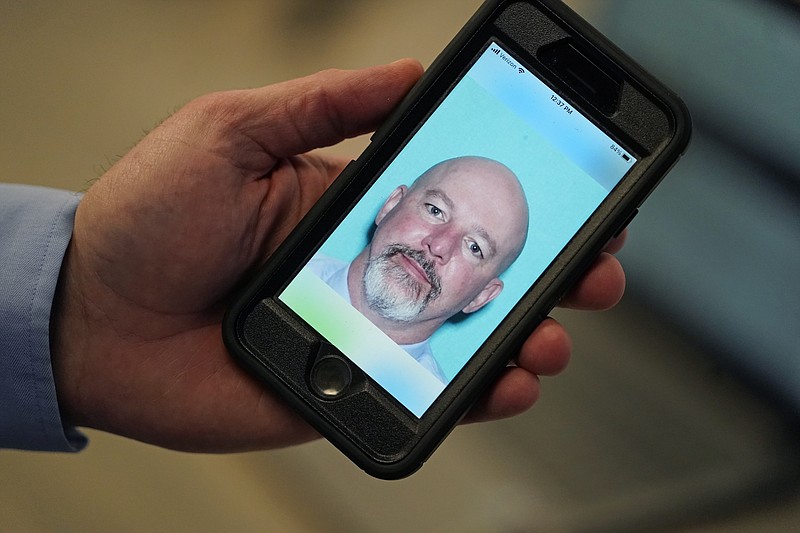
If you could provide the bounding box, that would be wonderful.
[462,278,503,314]
[375,185,407,225]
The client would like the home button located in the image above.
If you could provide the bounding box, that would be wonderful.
[310,355,352,399]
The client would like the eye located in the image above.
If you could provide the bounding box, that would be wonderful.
[425,203,444,219]
[467,241,484,259]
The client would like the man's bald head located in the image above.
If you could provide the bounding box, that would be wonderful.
[353,156,530,338]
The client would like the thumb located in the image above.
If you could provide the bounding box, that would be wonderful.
[238,59,424,158]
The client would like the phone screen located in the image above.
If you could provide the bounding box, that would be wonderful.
[279,41,636,417]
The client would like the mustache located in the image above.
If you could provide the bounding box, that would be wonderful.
[383,243,442,298]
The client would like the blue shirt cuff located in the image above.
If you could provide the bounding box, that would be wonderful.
[0,184,87,451]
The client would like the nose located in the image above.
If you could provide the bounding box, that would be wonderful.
[421,225,458,264]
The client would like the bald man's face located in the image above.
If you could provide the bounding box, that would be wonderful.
[362,159,528,324]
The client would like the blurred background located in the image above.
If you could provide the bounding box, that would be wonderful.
[2,0,798,531]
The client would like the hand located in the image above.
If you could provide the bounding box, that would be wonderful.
[51,59,626,452]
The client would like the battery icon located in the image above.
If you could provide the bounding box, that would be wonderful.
[621,153,631,162]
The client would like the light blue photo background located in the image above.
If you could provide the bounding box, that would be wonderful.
[319,72,608,380]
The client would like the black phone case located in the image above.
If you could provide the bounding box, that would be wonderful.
[223,0,691,479]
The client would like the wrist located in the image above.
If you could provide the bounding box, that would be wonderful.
[50,242,90,430]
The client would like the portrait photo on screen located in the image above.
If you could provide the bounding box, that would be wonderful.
[315,73,607,381]
[279,42,622,416]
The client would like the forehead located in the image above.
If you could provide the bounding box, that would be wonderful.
[414,162,525,217]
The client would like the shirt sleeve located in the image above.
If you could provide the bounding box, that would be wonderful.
[0,183,87,451]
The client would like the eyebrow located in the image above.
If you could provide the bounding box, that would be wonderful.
[426,188,454,211]
[425,188,498,258]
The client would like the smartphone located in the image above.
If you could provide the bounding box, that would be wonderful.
[223,0,690,479]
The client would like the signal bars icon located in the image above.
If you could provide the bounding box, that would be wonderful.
[491,46,525,74]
